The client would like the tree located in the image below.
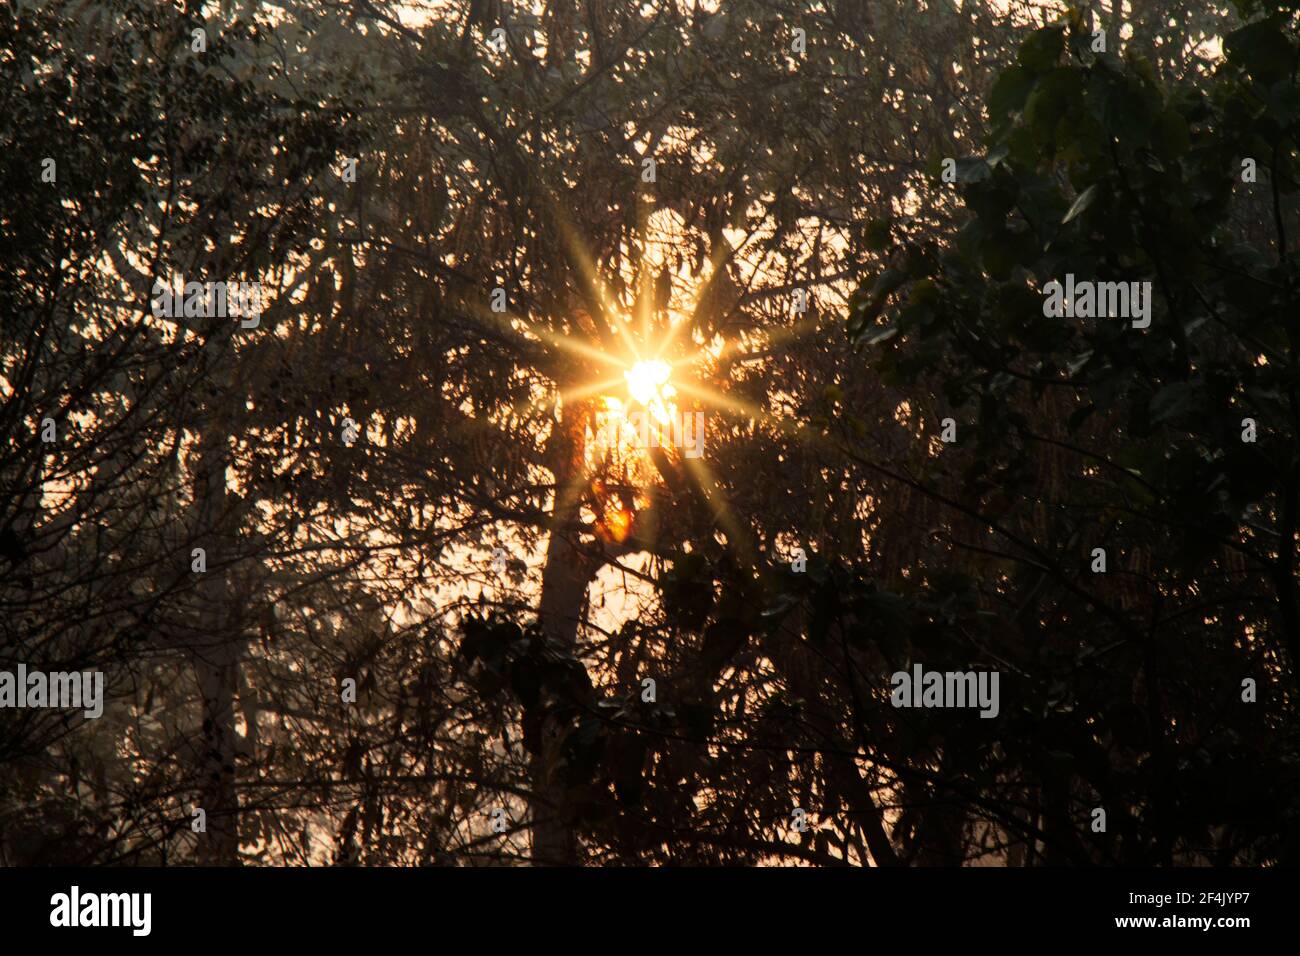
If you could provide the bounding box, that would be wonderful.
[310,0,1056,864]
[842,0,1300,864]
[0,0,372,864]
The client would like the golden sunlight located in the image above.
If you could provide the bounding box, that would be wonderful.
[624,358,676,424]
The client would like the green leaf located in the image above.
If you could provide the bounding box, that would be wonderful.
[1061,183,1098,224]
[1024,68,1079,143]
[955,155,993,183]
[985,144,1011,169]
[1225,17,1295,86]
[988,65,1033,119]
[857,322,899,347]
[1018,26,1066,74]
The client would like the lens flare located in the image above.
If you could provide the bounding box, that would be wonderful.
[624,359,676,424]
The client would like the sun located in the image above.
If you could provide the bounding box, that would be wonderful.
[624,358,671,403]
[624,359,677,424]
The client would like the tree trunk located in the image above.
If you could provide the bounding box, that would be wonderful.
[192,353,243,866]
[194,634,240,865]
[531,399,596,865]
